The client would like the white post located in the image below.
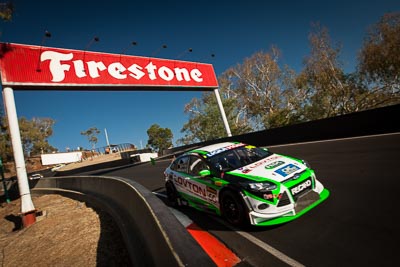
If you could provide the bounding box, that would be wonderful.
[2,87,36,226]
[214,88,232,137]
[104,128,111,153]
[104,128,110,146]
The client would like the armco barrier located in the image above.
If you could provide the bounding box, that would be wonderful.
[31,176,216,267]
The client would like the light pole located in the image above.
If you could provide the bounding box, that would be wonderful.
[104,128,111,153]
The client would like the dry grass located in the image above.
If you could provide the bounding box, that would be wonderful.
[0,194,131,266]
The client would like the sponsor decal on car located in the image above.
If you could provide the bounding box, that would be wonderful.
[275,163,300,177]
[206,187,218,203]
[237,156,283,174]
[265,161,285,170]
[239,168,252,174]
[246,155,281,170]
[290,178,312,196]
[174,175,218,204]
[206,143,244,157]
[174,176,207,198]
[263,193,283,200]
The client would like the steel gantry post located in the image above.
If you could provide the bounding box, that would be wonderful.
[214,88,232,137]
[2,87,36,227]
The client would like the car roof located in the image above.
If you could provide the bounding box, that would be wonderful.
[189,142,245,155]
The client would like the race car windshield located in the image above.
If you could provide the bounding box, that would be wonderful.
[209,146,273,172]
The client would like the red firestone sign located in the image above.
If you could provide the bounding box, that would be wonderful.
[0,43,218,90]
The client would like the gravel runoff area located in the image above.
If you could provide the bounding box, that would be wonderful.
[0,193,131,266]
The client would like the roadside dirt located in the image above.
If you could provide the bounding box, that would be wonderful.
[0,193,131,266]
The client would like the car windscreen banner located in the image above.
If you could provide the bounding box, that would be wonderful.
[0,42,218,90]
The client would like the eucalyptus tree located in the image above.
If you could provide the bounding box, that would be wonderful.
[80,127,101,150]
[147,124,173,154]
[355,12,400,109]
[179,48,301,144]
[296,24,353,120]
[223,47,304,129]
[0,114,56,159]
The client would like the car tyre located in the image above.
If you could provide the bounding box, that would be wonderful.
[220,190,249,227]
[165,181,179,207]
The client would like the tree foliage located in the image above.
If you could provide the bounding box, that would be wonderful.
[296,23,355,119]
[356,12,400,108]
[80,127,100,149]
[359,13,400,85]
[146,124,173,153]
[179,47,302,144]
[20,117,56,155]
[221,47,307,129]
[0,2,13,21]
[0,113,57,161]
[178,90,252,145]
[0,110,12,161]
[179,14,400,145]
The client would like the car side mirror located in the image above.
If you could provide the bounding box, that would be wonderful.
[199,169,211,177]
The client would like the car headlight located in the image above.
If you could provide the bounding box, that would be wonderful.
[241,182,277,192]
[302,160,311,168]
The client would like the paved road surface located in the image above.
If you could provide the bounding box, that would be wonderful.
[93,133,399,267]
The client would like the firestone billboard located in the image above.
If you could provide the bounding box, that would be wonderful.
[0,42,218,90]
[0,42,226,224]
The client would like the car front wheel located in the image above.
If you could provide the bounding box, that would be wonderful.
[165,181,179,207]
[220,190,249,227]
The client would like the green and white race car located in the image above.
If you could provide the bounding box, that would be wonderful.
[164,142,329,227]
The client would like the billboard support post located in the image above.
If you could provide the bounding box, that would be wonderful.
[104,128,111,153]
[2,87,36,227]
[214,88,232,137]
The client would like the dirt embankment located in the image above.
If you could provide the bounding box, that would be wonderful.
[0,194,131,266]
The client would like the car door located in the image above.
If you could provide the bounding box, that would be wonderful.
[172,155,218,209]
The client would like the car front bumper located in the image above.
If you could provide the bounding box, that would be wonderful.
[246,188,330,226]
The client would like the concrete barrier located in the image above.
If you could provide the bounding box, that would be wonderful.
[164,103,400,154]
[54,158,131,176]
[32,176,215,267]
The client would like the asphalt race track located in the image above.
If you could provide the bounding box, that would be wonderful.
[86,133,399,267]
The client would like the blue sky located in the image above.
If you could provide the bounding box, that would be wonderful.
[0,0,398,152]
